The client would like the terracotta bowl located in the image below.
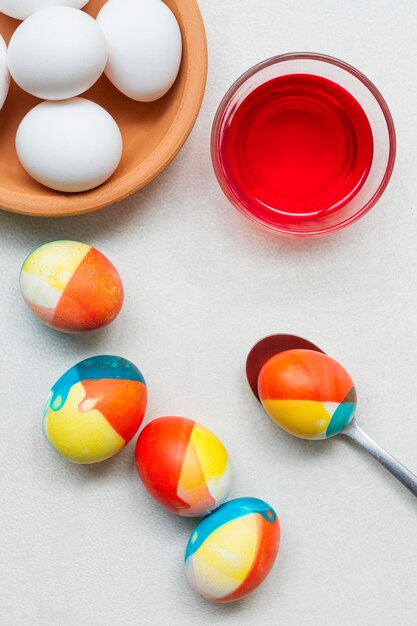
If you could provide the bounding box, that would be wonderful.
[0,0,207,217]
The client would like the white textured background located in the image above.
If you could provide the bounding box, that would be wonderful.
[1,1,417,624]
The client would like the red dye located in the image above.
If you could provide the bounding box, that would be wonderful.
[223,73,374,221]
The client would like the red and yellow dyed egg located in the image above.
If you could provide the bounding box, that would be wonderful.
[43,355,147,463]
[135,416,232,517]
[20,240,124,333]
[258,349,357,440]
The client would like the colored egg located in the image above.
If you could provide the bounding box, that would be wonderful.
[135,416,231,517]
[258,349,357,440]
[185,497,280,603]
[20,241,124,333]
[43,355,147,464]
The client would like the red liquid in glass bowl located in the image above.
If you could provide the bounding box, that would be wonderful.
[212,54,396,237]
[226,73,373,219]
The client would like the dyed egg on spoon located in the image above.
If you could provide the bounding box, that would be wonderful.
[136,416,231,517]
[43,356,147,464]
[185,497,280,602]
[247,334,417,497]
[258,349,357,439]
[20,240,124,333]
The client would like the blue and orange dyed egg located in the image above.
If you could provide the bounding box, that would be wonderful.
[135,416,231,517]
[43,355,147,463]
[185,497,280,602]
[258,349,357,439]
[20,240,124,333]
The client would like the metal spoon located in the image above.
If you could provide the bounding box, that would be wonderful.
[246,334,417,498]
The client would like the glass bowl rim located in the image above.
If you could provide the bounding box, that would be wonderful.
[211,51,397,237]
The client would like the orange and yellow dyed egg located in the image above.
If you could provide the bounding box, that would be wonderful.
[185,497,280,602]
[258,349,357,440]
[135,416,231,517]
[43,355,147,464]
[20,240,124,333]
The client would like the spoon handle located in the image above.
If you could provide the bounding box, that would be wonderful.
[341,419,417,497]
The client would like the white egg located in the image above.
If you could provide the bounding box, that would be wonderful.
[0,33,10,110]
[0,0,89,21]
[8,7,107,100]
[16,98,123,193]
[97,0,182,102]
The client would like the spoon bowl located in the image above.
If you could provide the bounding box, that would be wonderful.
[246,334,324,400]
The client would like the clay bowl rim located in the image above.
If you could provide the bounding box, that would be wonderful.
[0,0,208,217]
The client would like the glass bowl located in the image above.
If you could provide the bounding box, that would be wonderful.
[211,52,396,237]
